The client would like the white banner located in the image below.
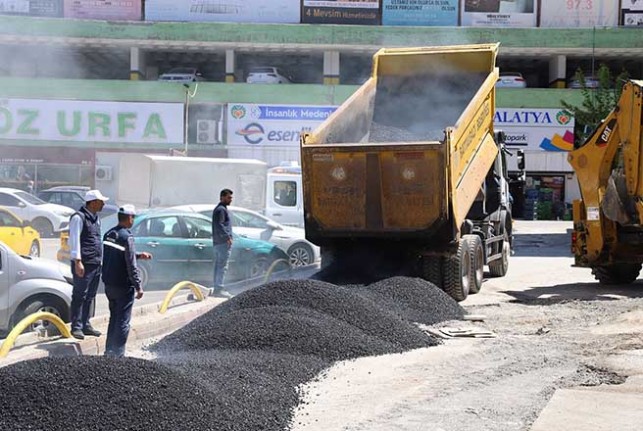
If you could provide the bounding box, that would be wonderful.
[622,0,643,11]
[541,0,619,28]
[145,0,300,23]
[494,108,575,152]
[0,98,183,144]
[460,0,537,27]
[227,103,337,166]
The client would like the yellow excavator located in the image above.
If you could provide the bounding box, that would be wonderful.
[568,80,643,284]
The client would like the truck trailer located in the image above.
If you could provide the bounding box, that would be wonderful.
[300,44,520,301]
[569,79,643,284]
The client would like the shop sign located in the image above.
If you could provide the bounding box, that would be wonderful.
[227,103,337,165]
[382,0,458,26]
[622,0,643,26]
[63,0,142,20]
[302,0,380,25]
[541,0,618,28]
[0,0,63,17]
[494,108,575,152]
[145,0,299,23]
[460,0,537,27]
[0,99,183,145]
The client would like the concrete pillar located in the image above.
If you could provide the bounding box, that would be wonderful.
[549,55,567,89]
[323,50,340,85]
[225,49,235,83]
[130,47,147,80]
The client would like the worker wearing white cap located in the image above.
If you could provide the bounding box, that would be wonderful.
[68,189,109,340]
[102,204,152,357]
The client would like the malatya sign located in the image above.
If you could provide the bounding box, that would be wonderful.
[0,99,183,145]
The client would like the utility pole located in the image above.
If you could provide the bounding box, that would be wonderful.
[183,83,199,156]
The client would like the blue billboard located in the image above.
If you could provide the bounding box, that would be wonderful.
[382,0,458,26]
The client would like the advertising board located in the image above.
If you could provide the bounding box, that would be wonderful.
[145,0,300,23]
[0,0,62,17]
[460,0,537,27]
[540,0,618,28]
[301,0,380,25]
[382,0,457,26]
[0,99,183,145]
[227,103,337,166]
[622,0,643,26]
[63,0,142,20]
[494,108,575,152]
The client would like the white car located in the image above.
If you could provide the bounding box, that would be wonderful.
[246,67,292,84]
[0,188,75,237]
[0,240,73,336]
[171,204,320,267]
[158,67,205,84]
[495,72,527,88]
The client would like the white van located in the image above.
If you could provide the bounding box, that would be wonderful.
[265,165,304,227]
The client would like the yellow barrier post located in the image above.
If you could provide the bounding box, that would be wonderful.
[0,312,72,359]
[158,281,207,314]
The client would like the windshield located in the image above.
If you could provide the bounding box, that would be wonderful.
[15,191,46,205]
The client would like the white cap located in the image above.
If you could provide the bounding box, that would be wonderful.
[118,204,136,216]
[84,189,109,202]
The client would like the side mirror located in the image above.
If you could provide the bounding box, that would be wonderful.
[266,220,282,230]
[18,202,26,208]
[517,149,525,171]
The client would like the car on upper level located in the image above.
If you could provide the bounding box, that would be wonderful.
[0,240,73,336]
[246,66,293,84]
[0,207,41,257]
[0,188,74,238]
[495,72,527,88]
[38,186,119,218]
[567,75,601,89]
[158,67,205,83]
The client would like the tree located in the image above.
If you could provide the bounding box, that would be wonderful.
[561,63,629,147]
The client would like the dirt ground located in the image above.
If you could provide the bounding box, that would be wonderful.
[289,221,643,431]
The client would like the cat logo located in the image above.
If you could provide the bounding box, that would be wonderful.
[596,119,616,147]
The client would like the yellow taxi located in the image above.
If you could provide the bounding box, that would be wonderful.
[0,206,42,257]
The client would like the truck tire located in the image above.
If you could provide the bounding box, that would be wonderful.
[443,238,473,302]
[592,263,642,285]
[421,255,443,288]
[489,234,510,277]
[464,234,484,294]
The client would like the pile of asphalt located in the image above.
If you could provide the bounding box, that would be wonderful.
[353,276,466,325]
[158,349,328,431]
[0,356,243,431]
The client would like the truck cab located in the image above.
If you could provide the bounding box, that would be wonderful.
[265,165,304,227]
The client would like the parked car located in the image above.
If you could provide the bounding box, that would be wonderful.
[57,209,290,289]
[495,72,527,88]
[0,188,75,237]
[568,75,601,89]
[158,67,205,83]
[0,240,73,336]
[0,207,41,257]
[171,204,319,267]
[38,186,119,218]
[246,66,292,84]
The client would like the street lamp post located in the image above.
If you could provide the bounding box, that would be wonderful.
[183,83,199,156]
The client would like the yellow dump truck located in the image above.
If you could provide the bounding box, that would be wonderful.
[301,44,520,301]
[568,79,643,284]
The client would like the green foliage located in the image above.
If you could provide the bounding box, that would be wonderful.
[561,63,629,146]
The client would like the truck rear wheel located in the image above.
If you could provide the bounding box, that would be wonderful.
[592,263,642,284]
[464,235,484,294]
[443,238,473,302]
[421,255,443,287]
[489,234,509,277]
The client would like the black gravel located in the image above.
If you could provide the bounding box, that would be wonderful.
[0,356,238,431]
[352,276,466,325]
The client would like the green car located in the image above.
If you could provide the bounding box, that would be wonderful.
[101,209,290,289]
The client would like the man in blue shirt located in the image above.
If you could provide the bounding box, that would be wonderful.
[68,189,109,340]
[102,205,152,357]
[211,188,234,299]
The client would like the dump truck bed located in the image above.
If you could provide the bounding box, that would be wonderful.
[302,44,500,244]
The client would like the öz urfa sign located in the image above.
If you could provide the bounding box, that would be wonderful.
[0,99,184,145]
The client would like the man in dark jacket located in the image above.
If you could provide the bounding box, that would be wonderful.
[211,188,234,298]
[68,189,109,340]
[102,205,152,357]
